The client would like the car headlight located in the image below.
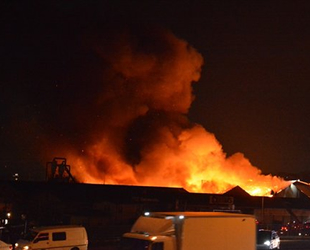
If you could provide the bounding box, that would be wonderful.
[14,243,18,248]
[23,246,30,250]
[264,240,271,246]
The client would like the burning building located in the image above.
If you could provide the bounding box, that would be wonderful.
[36,27,289,196]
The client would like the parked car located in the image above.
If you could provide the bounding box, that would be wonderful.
[0,240,12,250]
[15,225,88,250]
[257,229,280,249]
[301,221,310,236]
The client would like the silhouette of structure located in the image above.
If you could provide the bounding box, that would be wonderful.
[46,157,76,183]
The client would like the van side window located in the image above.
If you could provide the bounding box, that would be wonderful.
[34,233,49,243]
[152,242,163,250]
[52,232,66,241]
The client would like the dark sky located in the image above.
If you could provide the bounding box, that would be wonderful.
[1,0,310,180]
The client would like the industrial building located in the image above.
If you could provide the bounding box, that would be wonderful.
[0,179,310,246]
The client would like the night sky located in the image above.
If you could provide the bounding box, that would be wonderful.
[2,0,310,181]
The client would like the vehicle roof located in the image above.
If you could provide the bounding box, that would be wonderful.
[149,211,254,218]
[31,225,84,232]
[258,229,277,232]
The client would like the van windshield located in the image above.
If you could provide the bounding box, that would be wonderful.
[120,237,151,250]
[257,231,271,244]
[22,231,39,241]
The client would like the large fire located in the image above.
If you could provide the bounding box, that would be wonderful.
[54,27,290,196]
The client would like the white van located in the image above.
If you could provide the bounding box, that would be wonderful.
[15,225,88,250]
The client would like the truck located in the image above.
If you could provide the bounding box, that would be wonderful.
[121,211,256,250]
[15,225,88,250]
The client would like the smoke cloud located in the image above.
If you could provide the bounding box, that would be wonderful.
[43,26,288,195]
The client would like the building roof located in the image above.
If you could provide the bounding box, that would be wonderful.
[223,186,252,197]
[276,180,310,199]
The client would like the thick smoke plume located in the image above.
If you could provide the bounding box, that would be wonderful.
[51,27,288,195]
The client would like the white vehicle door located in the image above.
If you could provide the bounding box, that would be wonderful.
[32,233,49,250]
[50,231,67,250]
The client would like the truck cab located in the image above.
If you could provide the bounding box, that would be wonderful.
[121,233,175,250]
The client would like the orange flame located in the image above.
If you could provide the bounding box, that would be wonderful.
[53,27,290,196]
[67,125,289,196]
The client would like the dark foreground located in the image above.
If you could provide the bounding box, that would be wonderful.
[280,236,310,250]
[89,236,310,250]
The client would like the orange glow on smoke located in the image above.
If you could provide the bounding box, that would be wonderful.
[68,125,289,196]
[55,28,290,196]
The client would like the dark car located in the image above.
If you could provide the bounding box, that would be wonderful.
[257,229,280,249]
[301,221,310,236]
